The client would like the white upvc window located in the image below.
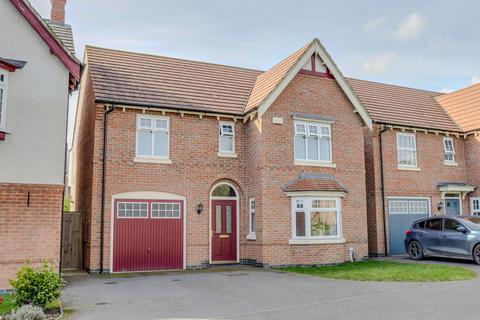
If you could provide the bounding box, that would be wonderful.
[294,120,332,163]
[291,197,342,240]
[248,198,256,235]
[136,115,169,158]
[151,202,181,219]
[388,198,430,215]
[117,202,148,218]
[219,122,235,154]
[443,137,456,164]
[0,71,8,130]
[397,132,417,168]
[471,198,480,216]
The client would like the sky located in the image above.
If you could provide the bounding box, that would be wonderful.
[28,0,480,144]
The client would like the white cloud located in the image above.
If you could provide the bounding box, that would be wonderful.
[361,52,397,73]
[472,75,480,85]
[439,88,454,93]
[395,13,425,42]
[365,15,388,33]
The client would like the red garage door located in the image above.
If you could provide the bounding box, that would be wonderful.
[113,199,183,272]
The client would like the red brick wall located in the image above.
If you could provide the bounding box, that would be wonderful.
[465,135,480,198]
[0,183,63,289]
[75,72,371,271]
[71,71,97,269]
[258,74,369,265]
[365,125,468,255]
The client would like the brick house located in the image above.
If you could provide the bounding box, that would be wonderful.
[72,36,480,272]
[0,0,80,290]
[72,39,375,272]
[358,81,480,256]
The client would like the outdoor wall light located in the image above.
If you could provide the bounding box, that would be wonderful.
[197,203,204,215]
[437,202,443,211]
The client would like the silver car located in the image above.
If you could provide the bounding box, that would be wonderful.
[405,215,480,264]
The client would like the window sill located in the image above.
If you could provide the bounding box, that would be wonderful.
[246,232,256,240]
[217,152,238,158]
[294,160,336,168]
[444,162,458,166]
[134,157,172,164]
[397,166,421,171]
[289,238,345,245]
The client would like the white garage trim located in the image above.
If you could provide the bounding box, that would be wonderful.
[110,191,187,273]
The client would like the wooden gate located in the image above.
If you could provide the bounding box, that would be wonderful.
[61,212,83,270]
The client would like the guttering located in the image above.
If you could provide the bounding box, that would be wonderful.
[378,125,388,256]
[100,103,116,274]
[95,99,258,123]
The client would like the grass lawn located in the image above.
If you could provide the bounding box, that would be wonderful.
[280,260,477,282]
[0,294,14,315]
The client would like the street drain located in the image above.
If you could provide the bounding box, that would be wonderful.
[104,281,118,285]
[95,302,110,306]
[173,279,181,282]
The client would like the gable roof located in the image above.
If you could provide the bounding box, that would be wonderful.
[347,78,461,132]
[86,46,261,115]
[436,84,480,132]
[9,0,80,90]
[86,39,373,128]
[246,39,372,129]
[44,19,76,56]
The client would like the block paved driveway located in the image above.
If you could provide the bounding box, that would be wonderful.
[63,262,480,320]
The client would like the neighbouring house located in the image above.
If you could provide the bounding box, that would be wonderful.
[72,36,480,273]
[72,39,374,272]
[360,82,480,256]
[0,0,80,291]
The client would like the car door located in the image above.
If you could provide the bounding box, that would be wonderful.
[438,218,470,257]
[421,218,442,254]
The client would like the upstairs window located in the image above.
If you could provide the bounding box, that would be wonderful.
[219,122,235,153]
[136,115,169,158]
[443,137,456,164]
[0,71,7,130]
[294,121,332,162]
[397,132,417,167]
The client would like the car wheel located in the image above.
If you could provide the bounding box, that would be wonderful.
[407,240,424,260]
[473,245,480,265]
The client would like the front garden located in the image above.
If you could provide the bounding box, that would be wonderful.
[0,263,63,320]
[280,260,477,282]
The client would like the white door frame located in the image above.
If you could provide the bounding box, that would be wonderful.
[110,191,187,273]
[209,182,240,264]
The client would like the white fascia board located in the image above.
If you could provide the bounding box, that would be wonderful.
[257,45,316,118]
[314,40,373,130]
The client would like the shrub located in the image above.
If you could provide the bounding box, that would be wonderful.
[9,263,64,309]
[1,305,45,320]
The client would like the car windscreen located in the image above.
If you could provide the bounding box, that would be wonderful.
[458,217,480,230]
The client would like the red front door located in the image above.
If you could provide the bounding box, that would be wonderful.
[211,200,237,262]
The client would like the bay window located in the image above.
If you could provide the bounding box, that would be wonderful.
[294,120,332,163]
[291,197,342,240]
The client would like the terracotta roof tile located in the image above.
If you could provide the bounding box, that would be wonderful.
[347,78,460,132]
[282,173,347,193]
[436,84,480,132]
[244,41,311,113]
[44,20,75,56]
[85,46,261,115]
